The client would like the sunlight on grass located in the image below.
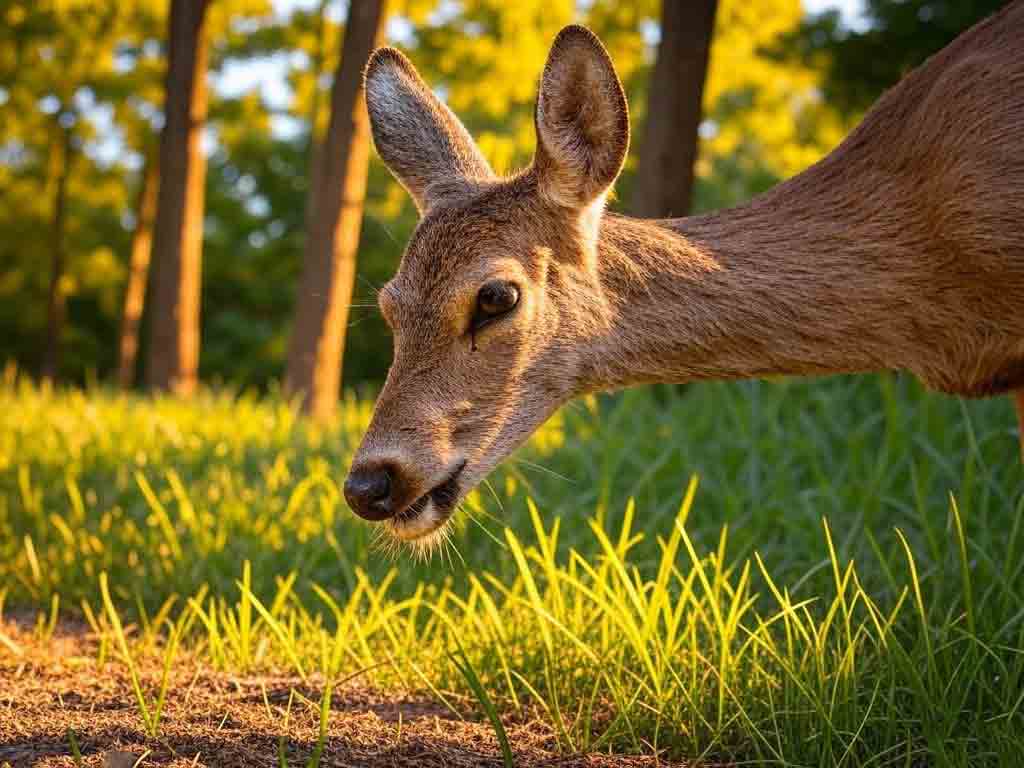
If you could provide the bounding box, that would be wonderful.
[2,374,1023,763]
[56,483,1024,764]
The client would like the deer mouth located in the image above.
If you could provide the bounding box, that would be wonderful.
[389,460,466,541]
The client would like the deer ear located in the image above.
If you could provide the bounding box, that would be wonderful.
[364,48,494,213]
[533,26,629,211]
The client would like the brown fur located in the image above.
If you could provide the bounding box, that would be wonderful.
[352,7,1024,544]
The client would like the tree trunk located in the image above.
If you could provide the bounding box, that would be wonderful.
[146,0,210,396]
[306,0,332,160]
[285,0,386,421]
[633,0,719,218]
[301,0,333,237]
[117,156,160,388]
[41,117,74,383]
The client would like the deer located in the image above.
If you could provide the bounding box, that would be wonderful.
[343,3,1024,550]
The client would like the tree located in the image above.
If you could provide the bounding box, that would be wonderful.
[633,0,718,218]
[146,0,210,395]
[117,154,159,388]
[2,2,137,383]
[40,113,77,381]
[671,0,848,212]
[285,0,387,420]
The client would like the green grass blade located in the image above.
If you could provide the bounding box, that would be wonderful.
[450,649,514,768]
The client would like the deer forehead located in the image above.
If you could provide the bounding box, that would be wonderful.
[385,202,549,306]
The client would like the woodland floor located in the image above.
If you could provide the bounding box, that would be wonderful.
[0,619,689,768]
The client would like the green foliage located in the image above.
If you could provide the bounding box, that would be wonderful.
[0,1,157,379]
[0,0,272,384]
[2,376,1023,763]
[696,0,848,187]
[795,0,1007,116]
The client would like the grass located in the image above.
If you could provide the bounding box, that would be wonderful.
[2,369,1024,765]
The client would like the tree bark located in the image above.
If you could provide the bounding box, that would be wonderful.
[117,156,160,388]
[301,0,333,237]
[306,0,332,160]
[146,0,210,396]
[285,0,386,421]
[41,117,75,383]
[633,0,719,219]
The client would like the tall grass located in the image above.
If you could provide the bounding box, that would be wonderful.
[2,371,1023,764]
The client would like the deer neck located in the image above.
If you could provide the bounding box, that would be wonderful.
[578,182,917,391]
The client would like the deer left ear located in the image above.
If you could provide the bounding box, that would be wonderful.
[365,47,494,214]
[533,25,629,212]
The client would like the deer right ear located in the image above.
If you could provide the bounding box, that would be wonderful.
[364,48,494,213]
[533,26,629,212]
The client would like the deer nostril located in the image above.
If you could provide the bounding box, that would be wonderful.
[344,466,394,521]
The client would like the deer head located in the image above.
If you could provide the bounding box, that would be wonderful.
[345,3,1024,538]
[344,26,629,547]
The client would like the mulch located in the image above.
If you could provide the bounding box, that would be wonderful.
[0,619,690,768]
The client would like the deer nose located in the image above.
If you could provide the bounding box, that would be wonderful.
[344,464,395,521]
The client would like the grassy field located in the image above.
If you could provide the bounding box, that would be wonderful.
[2,370,1023,766]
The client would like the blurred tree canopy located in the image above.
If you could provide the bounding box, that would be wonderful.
[794,0,1007,115]
[1,0,995,391]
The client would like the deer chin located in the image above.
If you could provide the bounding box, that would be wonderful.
[387,460,466,543]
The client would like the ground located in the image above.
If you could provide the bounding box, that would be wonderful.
[0,620,688,768]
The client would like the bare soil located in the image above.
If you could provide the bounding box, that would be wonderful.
[0,619,688,768]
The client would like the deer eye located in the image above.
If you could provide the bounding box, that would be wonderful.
[471,281,520,332]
